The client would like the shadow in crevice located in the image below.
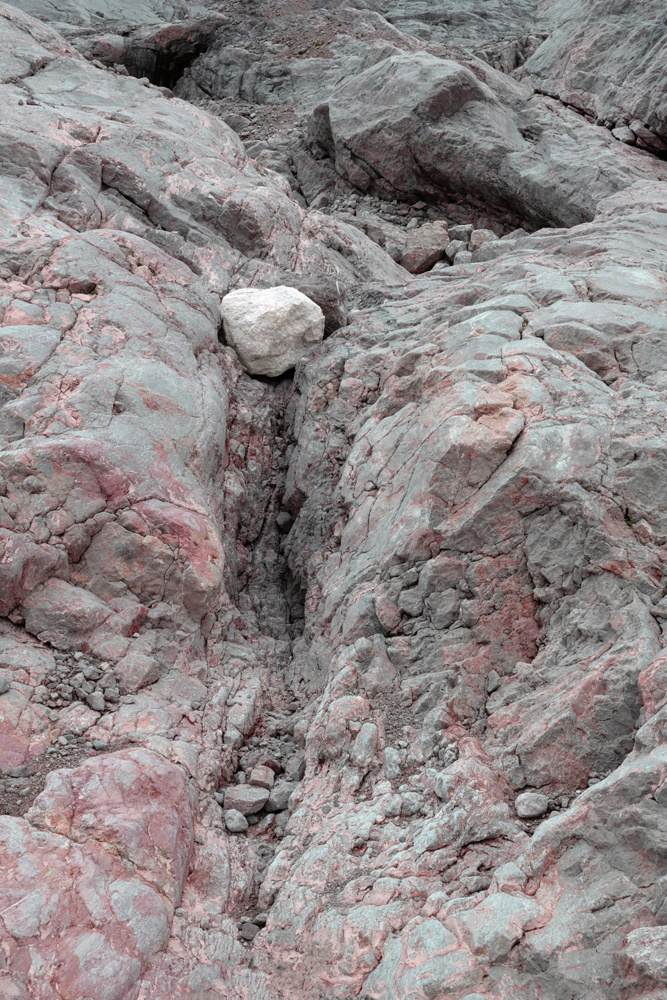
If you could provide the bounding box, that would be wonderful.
[93,18,224,90]
[246,369,296,388]
[124,40,212,89]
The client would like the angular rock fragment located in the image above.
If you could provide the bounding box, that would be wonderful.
[249,764,275,789]
[114,652,160,694]
[399,220,449,273]
[22,579,111,650]
[264,779,297,812]
[469,228,499,251]
[221,286,325,377]
[223,784,270,815]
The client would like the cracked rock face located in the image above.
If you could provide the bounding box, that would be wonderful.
[1,1,667,999]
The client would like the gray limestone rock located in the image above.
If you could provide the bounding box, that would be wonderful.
[223,784,269,815]
[399,221,450,273]
[515,791,549,818]
[224,808,249,833]
[264,780,298,813]
[2,4,667,1000]
[520,0,667,147]
[309,48,667,228]
[221,286,325,377]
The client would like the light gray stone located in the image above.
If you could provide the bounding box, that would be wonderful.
[469,229,499,251]
[611,125,636,144]
[223,784,269,815]
[86,690,106,712]
[515,792,549,818]
[221,286,325,377]
[224,808,249,833]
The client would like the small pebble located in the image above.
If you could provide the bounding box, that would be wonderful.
[240,922,259,941]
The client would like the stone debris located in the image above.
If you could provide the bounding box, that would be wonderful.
[0,0,667,998]
[264,779,297,812]
[223,784,270,815]
[399,220,450,273]
[240,921,260,940]
[249,763,275,788]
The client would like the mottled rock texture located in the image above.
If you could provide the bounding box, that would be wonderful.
[1,1,667,999]
[519,0,667,147]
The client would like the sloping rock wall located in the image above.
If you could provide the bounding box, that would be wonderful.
[1,2,667,999]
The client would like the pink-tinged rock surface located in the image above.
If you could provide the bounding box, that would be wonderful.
[1,1,667,998]
[27,748,196,898]
[0,750,195,1000]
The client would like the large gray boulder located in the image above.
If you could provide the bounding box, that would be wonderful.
[309,48,667,228]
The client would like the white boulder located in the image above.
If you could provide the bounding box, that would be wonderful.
[221,286,325,376]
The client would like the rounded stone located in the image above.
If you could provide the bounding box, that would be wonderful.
[224,808,249,833]
[276,511,293,534]
[240,921,260,941]
[0,677,10,695]
[515,791,549,818]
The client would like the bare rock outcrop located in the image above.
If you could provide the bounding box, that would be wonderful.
[308,48,667,228]
[1,2,667,999]
[519,0,667,149]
